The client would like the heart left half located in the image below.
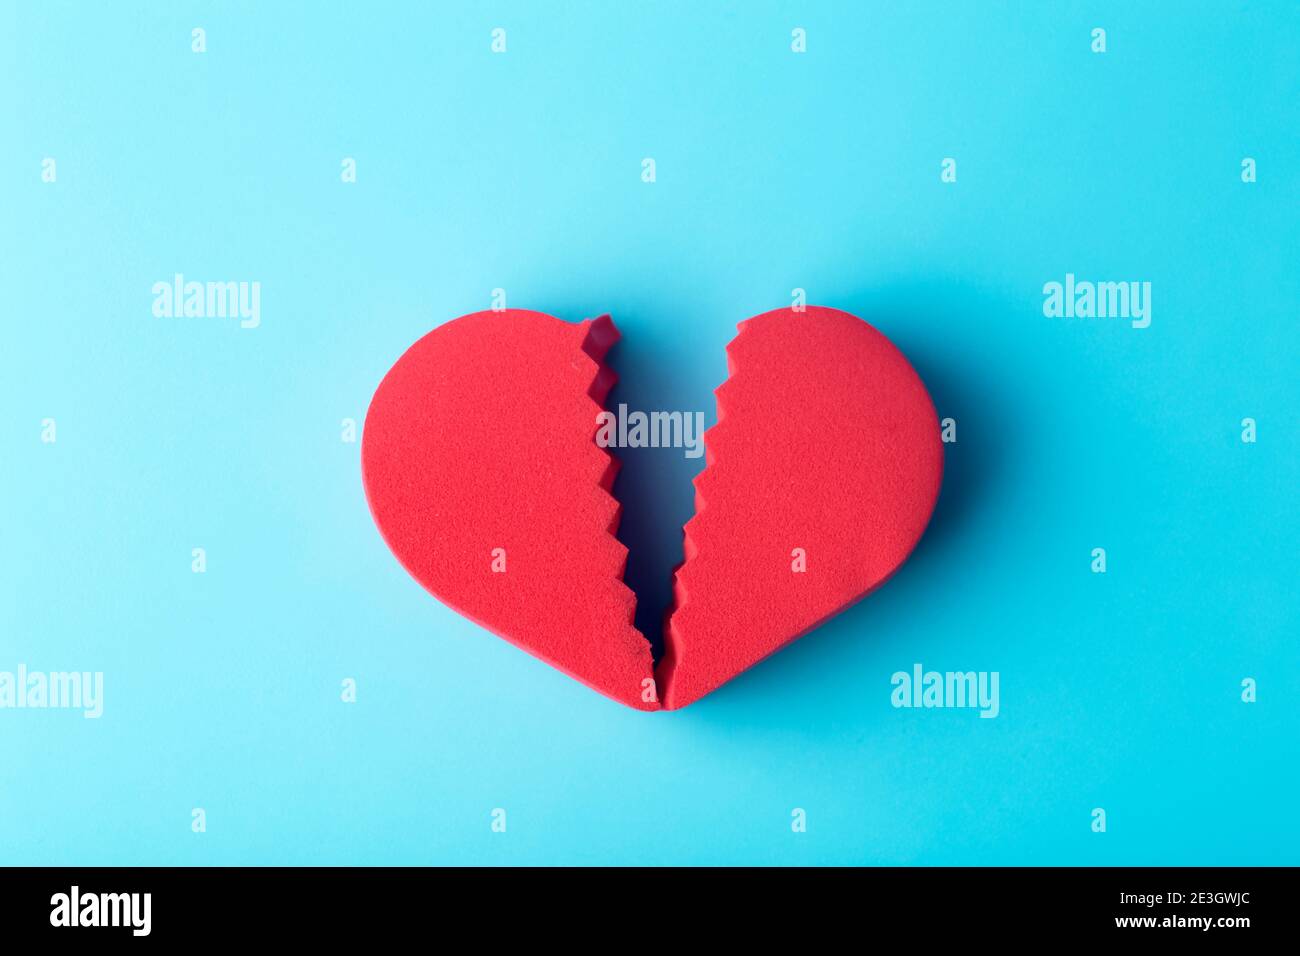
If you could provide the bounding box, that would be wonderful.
[361,310,661,710]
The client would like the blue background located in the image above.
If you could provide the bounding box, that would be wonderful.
[2,1,1296,865]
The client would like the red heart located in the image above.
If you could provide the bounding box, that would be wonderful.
[362,307,941,710]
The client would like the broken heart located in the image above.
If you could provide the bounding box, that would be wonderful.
[361,306,942,710]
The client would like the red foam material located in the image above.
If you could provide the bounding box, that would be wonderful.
[658,306,943,709]
[363,306,941,711]
[362,310,659,710]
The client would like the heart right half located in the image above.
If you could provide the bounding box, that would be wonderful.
[362,306,942,710]
[658,306,943,707]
